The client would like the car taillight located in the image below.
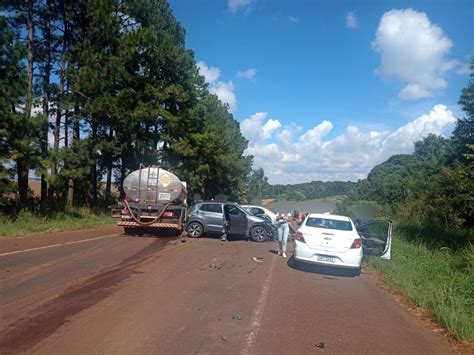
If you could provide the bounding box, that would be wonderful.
[295,231,305,243]
[350,238,362,249]
[121,209,130,215]
[163,212,173,217]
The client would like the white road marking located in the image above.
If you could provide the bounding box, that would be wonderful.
[240,254,277,355]
[0,234,119,257]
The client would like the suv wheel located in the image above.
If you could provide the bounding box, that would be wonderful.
[250,225,267,243]
[187,222,203,238]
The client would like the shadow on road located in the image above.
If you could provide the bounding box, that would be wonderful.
[287,256,360,278]
[122,228,183,238]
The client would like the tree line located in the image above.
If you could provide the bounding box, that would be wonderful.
[0,0,252,214]
[245,168,355,203]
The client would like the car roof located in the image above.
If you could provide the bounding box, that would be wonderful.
[307,213,352,222]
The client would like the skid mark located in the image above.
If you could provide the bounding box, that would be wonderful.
[0,237,175,354]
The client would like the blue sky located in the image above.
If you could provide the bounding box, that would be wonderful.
[169,0,473,184]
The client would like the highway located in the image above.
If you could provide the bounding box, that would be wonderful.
[0,226,452,354]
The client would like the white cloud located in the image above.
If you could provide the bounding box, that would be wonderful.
[237,68,257,80]
[209,81,237,113]
[346,12,358,29]
[197,60,237,113]
[241,112,282,142]
[197,61,220,83]
[372,9,456,100]
[242,105,456,184]
[288,16,298,24]
[228,0,252,13]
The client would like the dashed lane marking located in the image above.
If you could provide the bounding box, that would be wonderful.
[240,253,277,355]
[0,234,119,257]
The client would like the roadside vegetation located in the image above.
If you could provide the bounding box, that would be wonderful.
[369,224,473,341]
[0,208,115,237]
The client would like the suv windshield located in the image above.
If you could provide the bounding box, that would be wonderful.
[306,217,353,231]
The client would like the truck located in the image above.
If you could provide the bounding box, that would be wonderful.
[112,164,188,235]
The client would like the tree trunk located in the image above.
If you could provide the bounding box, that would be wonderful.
[66,106,80,210]
[66,178,74,211]
[119,157,126,200]
[53,60,65,175]
[17,159,29,207]
[26,0,34,120]
[201,179,207,200]
[18,0,34,210]
[40,0,52,213]
[105,128,114,204]
[64,109,69,147]
[90,123,98,208]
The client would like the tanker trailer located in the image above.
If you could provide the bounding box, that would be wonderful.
[112,164,188,235]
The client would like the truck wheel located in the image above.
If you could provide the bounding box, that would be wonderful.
[250,226,267,243]
[186,222,203,238]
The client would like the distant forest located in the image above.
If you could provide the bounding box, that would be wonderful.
[264,181,356,201]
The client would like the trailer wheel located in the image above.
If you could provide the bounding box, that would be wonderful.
[186,222,203,238]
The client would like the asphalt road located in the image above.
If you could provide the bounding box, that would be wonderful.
[0,227,452,354]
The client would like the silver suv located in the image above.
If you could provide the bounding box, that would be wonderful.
[185,202,273,242]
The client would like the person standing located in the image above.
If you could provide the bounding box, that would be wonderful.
[220,204,231,241]
[276,213,290,257]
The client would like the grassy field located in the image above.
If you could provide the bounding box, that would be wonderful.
[0,208,116,237]
[368,224,474,341]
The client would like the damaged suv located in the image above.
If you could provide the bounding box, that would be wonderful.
[186,202,274,242]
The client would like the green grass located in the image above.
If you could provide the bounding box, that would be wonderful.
[0,208,116,237]
[368,224,474,341]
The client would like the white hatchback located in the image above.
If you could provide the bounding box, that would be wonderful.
[241,205,277,223]
[294,213,392,273]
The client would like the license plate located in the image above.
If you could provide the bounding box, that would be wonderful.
[317,255,336,263]
[158,192,171,200]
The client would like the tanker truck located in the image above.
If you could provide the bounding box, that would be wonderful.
[112,164,188,235]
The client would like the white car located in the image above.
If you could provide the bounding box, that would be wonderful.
[294,213,392,274]
[241,205,277,223]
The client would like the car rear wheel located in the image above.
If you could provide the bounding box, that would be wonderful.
[187,222,203,238]
[250,226,267,242]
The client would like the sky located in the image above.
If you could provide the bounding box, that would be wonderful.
[169,0,473,184]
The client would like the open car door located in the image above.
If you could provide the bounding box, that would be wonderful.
[356,220,392,259]
[225,204,248,235]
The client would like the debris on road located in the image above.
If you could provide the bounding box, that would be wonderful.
[314,341,325,349]
[232,315,241,320]
[252,256,264,263]
[220,336,227,342]
[207,263,221,270]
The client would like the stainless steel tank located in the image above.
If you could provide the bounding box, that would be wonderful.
[123,166,187,204]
